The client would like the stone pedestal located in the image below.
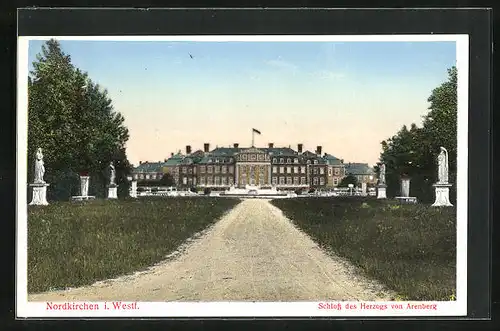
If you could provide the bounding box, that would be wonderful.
[361,182,367,196]
[108,184,118,199]
[432,183,453,207]
[401,178,410,197]
[377,184,387,199]
[395,177,417,204]
[29,183,50,206]
[71,175,95,201]
[80,176,90,197]
[130,180,138,198]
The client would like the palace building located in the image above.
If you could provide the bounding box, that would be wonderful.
[133,142,374,190]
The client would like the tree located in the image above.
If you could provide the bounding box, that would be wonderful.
[28,39,132,200]
[378,67,457,202]
[338,175,358,187]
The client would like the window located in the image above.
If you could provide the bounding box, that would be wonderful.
[300,177,306,185]
[215,158,219,163]
[287,158,291,164]
[193,177,197,185]
[250,154,256,161]
[313,168,319,175]
[188,178,193,185]
[301,166,306,174]
[307,160,311,164]
[183,177,187,185]
[287,166,292,174]
[193,167,196,174]
[314,160,318,164]
[207,176,213,185]
[279,177,285,185]
[208,159,212,163]
[273,166,278,173]
[229,177,234,185]
[214,177,220,185]
[334,168,339,176]
[333,178,338,185]
[279,166,285,174]
[286,177,292,185]
[328,168,333,176]
[258,154,264,161]
[145,174,150,180]
[313,177,318,185]
[273,158,277,163]
[151,174,157,180]
[222,177,227,185]
[207,166,213,173]
[139,174,144,179]
[242,154,247,161]
[188,168,193,174]
[222,166,227,174]
[133,174,138,180]
[280,158,284,163]
[182,167,187,174]
[294,158,299,164]
[214,166,220,174]
[200,177,206,185]
[272,177,278,185]
[293,177,299,185]
[294,166,299,173]
[320,177,325,185]
[320,168,325,175]
[229,166,234,174]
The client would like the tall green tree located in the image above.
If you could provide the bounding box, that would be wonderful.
[378,67,457,203]
[28,39,131,200]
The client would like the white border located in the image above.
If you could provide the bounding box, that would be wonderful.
[17,34,468,318]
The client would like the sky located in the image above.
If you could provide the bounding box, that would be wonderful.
[28,39,456,167]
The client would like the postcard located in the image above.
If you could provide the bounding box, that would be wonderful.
[17,33,468,318]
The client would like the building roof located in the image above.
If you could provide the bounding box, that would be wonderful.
[345,163,374,175]
[323,153,343,165]
[163,152,184,166]
[133,161,168,173]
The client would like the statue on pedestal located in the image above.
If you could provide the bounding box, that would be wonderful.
[109,161,116,186]
[34,148,45,184]
[437,147,449,184]
[379,163,386,185]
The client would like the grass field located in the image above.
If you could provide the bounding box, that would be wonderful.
[28,197,241,293]
[271,197,456,301]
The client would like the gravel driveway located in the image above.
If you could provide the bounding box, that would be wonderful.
[28,199,393,302]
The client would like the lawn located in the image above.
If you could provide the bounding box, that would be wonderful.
[27,197,241,293]
[270,197,456,301]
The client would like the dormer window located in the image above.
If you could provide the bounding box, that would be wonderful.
[307,160,311,164]
[280,158,284,163]
[287,158,291,164]
[294,158,298,163]
[273,158,277,163]
[314,160,318,164]
[208,159,212,163]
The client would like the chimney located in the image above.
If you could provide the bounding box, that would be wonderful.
[139,161,142,164]
[204,143,210,153]
[298,143,303,154]
[171,152,174,157]
[269,143,274,148]
[234,143,239,148]
[186,145,192,155]
[316,146,322,156]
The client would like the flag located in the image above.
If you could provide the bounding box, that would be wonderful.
[252,128,261,135]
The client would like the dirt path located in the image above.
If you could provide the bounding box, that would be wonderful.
[29,199,394,302]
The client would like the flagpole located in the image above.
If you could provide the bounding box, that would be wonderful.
[251,129,254,147]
